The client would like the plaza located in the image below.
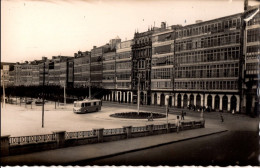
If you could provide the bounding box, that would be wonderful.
[1,101,200,137]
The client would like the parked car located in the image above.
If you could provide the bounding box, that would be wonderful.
[35,99,44,106]
[26,99,33,104]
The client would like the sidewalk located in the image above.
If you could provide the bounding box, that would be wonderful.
[1,126,227,166]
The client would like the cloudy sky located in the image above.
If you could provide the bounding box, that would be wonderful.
[2,0,260,63]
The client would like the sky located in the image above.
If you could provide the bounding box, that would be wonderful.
[1,0,260,63]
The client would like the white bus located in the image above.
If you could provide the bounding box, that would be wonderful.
[73,99,102,114]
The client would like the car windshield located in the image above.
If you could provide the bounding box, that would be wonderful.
[74,103,82,107]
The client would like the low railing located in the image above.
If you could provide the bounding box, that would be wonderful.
[169,123,176,128]
[9,134,56,145]
[103,128,125,135]
[2,119,205,157]
[153,124,166,130]
[194,121,203,126]
[181,121,192,127]
[132,126,147,133]
[65,131,95,139]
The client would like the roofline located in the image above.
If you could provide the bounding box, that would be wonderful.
[179,12,243,29]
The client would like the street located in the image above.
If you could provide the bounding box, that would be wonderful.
[85,102,259,166]
[85,131,258,166]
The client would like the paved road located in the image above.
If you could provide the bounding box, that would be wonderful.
[84,101,259,166]
[85,131,258,166]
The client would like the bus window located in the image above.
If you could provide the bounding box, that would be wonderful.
[74,103,82,107]
[81,103,84,107]
[85,103,91,106]
[94,102,97,106]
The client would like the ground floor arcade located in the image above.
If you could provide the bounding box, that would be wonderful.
[151,92,240,113]
[102,90,257,114]
[103,90,133,103]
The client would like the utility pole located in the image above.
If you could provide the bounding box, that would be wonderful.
[89,80,91,99]
[2,73,5,108]
[64,82,66,106]
[137,74,140,115]
[166,95,169,126]
[89,54,91,99]
[42,62,45,128]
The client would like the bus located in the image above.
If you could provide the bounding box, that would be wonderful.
[73,99,102,114]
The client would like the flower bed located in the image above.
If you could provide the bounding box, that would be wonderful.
[110,112,165,119]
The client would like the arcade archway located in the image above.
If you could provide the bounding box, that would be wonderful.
[222,95,228,111]
[160,94,165,106]
[154,93,157,105]
[183,94,188,108]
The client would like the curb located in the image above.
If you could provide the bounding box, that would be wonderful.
[71,129,228,165]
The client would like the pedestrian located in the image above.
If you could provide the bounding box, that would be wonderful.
[181,110,185,120]
[176,115,180,133]
[220,113,224,122]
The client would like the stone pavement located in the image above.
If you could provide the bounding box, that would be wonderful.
[1,126,227,166]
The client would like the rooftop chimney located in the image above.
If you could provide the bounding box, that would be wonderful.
[161,22,166,29]
[244,0,248,11]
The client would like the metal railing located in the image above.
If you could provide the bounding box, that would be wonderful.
[103,128,125,135]
[153,124,166,130]
[169,123,176,128]
[132,126,147,133]
[65,131,94,139]
[194,121,203,126]
[181,121,192,127]
[9,134,56,145]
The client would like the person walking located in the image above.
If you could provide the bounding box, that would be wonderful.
[181,110,185,120]
[220,113,224,122]
[176,115,180,133]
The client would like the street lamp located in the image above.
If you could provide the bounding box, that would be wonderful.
[63,81,66,106]
[137,73,141,115]
[41,62,46,128]
[165,95,169,126]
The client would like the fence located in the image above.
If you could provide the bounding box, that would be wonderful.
[65,131,95,139]
[9,134,56,145]
[1,119,205,156]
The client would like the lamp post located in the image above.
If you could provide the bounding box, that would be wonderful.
[137,73,140,115]
[41,62,46,128]
[165,95,169,126]
[89,54,91,99]
[89,79,91,99]
[2,72,6,108]
[64,81,66,106]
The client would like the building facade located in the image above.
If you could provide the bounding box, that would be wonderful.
[1,63,15,87]
[242,5,260,115]
[73,51,91,88]
[112,40,133,103]
[132,29,154,105]
[151,23,178,106]
[14,62,39,86]
[90,45,110,87]
[102,51,116,90]
[39,57,49,86]
[174,13,242,113]
[1,62,14,87]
